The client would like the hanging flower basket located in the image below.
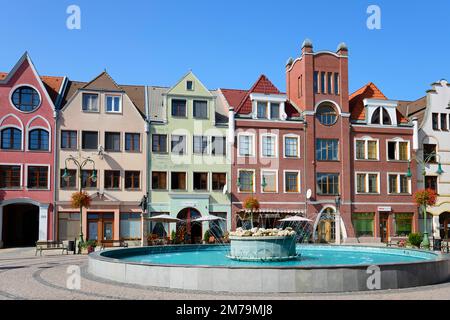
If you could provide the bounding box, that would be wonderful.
[71,191,92,209]
[243,197,260,211]
[414,189,437,207]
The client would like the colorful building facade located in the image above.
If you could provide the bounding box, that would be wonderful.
[0,53,65,247]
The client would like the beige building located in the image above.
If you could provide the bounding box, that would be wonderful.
[56,72,147,246]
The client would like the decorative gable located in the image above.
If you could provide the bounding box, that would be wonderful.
[236,75,281,114]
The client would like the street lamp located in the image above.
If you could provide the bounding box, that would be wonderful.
[335,195,342,245]
[63,155,96,254]
[407,151,444,248]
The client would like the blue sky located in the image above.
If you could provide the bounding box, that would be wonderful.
[0,0,448,100]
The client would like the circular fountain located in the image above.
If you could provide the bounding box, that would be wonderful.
[227,227,298,261]
[88,231,450,293]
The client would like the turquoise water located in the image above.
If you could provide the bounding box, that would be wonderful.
[119,245,438,267]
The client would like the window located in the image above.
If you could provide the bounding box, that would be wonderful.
[120,213,141,240]
[320,72,326,93]
[355,139,378,160]
[193,172,208,190]
[334,73,339,94]
[105,132,121,151]
[284,136,299,158]
[261,134,277,158]
[395,213,413,236]
[27,166,48,189]
[352,213,374,237]
[441,114,448,131]
[12,86,40,112]
[425,176,438,193]
[313,71,319,94]
[171,172,186,190]
[193,136,208,154]
[125,171,140,189]
[316,139,338,161]
[104,170,120,189]
[186,80,194,91]
[317,173,339,195]
[61,130,77,149]
[270,103,280,119]
[193,100,208,119]
[1,128,21,150]
[152,134,167,153]
[238,170,254,192]
[316,105,337,125]
[60,169,76,189]
[171,99,186,117]
[125,133,140,152]
[212,173,226,191]
[387,140,409,161]
[58,213,80,241]
[285,171,300,193]
[171,135,186,155]
[28,129,49,151]
[82,93,99,112]
[371,107,392,125]
[388,174,410,194]
[423,144,437,163]
[356,173,379,194]
[432,113,439,130]
[81,170,97,189]
[82,131,98,150]
[106,95,121,113]
[152,172,167,190]
[211,136,226,156]
[262,170,277,193]
[257,101,268,119]
[327,72,332,94]
[0,165,21,188]
[238,134,254,157]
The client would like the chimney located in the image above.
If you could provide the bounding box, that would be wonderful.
[228,107,235,146]
[412,117,419,151]
[301,38,313,54]
[337,42,348,56]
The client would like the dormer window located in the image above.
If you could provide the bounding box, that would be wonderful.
[371,107,392,125]
[186,80,194,91]
[270,103,280,119]
[257,102,268,119]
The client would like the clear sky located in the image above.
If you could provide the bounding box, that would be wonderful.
[0,0,448,100]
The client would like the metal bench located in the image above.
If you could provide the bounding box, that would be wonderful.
[35,240,69,256]
[100,239,129,250]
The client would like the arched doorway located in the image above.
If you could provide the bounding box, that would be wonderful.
[2,203,39,247]
[177,208,202,244]
[317,208,336,243]
[440,212,450,240]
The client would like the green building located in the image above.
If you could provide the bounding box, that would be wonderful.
[146,72,231,244]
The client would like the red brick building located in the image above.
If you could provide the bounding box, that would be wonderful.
[222,40,418,244]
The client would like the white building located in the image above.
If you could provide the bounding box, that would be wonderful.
[400,79,450,240]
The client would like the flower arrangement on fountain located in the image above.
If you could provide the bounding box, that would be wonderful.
[230,227,296,238]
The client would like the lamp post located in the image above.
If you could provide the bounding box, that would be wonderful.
[406,151,443,248]
[335,195,342,245]
[62,155,96,254]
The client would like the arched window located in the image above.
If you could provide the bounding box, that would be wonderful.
[371,107,392,125]
[316,105,338,125]
[11,86,41,112]
[1,128,22,150]
[29,129,49,151]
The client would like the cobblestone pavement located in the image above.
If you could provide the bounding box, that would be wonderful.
[1,247,450,300]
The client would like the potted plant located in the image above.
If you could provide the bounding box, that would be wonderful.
[80,240,97,254]
[243,196,260,229]
[414,188,437,249]
[408,233,423,248]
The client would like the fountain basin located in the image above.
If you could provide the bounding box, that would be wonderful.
[227,235,297,261]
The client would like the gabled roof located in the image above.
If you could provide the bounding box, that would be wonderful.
[219,89,247,109]
[235,75,281,114]
[349,82,387,121]
[397,96,427,125]
[82,71,124,92]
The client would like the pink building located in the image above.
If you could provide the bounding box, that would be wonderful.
[0,53,66,247]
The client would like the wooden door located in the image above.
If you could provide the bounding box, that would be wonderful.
[380,214,389,243]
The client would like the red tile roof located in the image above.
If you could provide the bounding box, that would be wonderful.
[0,71,65,104]
[236,75,281,114]
[349,82,408,124]
[220,88,247,109]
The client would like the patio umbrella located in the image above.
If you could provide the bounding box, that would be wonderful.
[148,214,182,223]
[192,215,226,222]
[279,216,312,222]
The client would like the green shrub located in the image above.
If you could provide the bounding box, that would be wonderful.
[408,233,422,248]
[203,230,210,243]
[171,230,176,241]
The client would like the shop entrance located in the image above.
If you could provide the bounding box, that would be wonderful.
[440,212,450,240]
[2,203,39,247]
[177,208,202,244]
